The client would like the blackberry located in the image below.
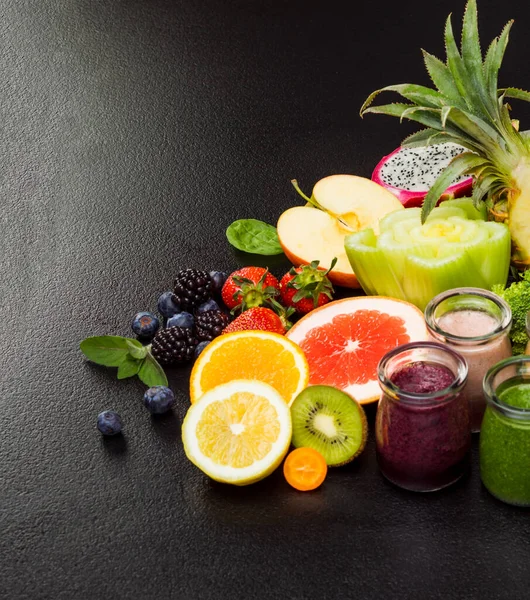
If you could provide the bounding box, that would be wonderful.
[151,326,198,365]
[173,269,213,311]
[195,310,230,341]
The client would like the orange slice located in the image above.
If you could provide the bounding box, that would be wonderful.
[190,331,309,405]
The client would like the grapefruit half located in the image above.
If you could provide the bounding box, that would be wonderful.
[286,297,428,404]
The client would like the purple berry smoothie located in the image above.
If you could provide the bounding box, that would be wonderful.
[376,355,471,492]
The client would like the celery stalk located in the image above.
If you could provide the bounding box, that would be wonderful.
[440,197,487,220]
[344,204,511,310]
[402,252,487,310]
[344,230,405,299]
[424,206,467,221]
[377,231,436,284]
[379,208,422,232]
[479,222,511,285]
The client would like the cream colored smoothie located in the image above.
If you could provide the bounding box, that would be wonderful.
[425,288,512,433]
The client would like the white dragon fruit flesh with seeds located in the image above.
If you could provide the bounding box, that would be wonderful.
[372,143,474,208]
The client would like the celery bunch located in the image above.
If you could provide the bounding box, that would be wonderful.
[492,271,530,354]
[344,200,510,311]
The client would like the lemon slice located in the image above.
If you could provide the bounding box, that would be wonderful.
[189,330,309,405]
[182,379,292,485]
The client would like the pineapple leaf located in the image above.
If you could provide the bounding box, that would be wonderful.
[483,37,498,93]
[461,0,483,86]
[485,21,513,101]
[444,14,487,119]
[360,84,445,116]
[399,106,442,126]
[462,0,498,118]
[444,16,467,98]
[396,105,487,153]
[520,130,530,151]
[400,128,440,146]
[472,164,500,181]
[401,131,468,152]
[422,50,465,107]
[441,105,452,128]
[401,130,478,149]
[361,102,414,119]
[421,152,488,222]
[400,128,459,148]
[498,100,526,152]
[396,106,481,148]
[499,87,530,103]
[443,106,505,154]
[472,173,501,207]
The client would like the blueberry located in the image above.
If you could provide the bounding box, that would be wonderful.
[209,271,228,294]
[157,291,180,318]
[167,312,194,328]
[194,340,210,359]
[143,386,175,415]
[131,311,160,338]
[197,299,220,314]
[97,410,123,436]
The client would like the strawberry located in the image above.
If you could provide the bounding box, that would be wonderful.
[221,267,280,312]
[223,307,288,335]
[279,259,336,315]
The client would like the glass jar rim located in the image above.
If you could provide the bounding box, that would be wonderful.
[377,341,468,405]
[483,355,530,420]
[424,287,512,345]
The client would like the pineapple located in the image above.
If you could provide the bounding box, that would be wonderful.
[360,0,530,268]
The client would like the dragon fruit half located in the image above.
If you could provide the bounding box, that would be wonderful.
[372,143,473,208]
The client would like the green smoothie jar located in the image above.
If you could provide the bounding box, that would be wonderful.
[480,356,530,506]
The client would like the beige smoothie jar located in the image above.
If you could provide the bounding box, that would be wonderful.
[425,288,512,432]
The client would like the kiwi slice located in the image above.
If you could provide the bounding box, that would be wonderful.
[290,385,368,467]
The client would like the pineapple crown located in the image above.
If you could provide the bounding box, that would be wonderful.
[360,0,530,222]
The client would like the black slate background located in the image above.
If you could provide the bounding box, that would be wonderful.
[2,1,530,599]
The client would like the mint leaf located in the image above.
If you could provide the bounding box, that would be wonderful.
[80,336,131,367]
[126,340,148,360]
[138,353,168,387]
[226,219,284,255]
[117,356,142,379]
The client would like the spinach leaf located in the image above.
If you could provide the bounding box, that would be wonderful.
[226,219,284,256]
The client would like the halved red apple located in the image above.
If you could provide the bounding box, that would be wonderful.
[277,175,403,288]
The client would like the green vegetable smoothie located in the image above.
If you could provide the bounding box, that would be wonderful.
[480,381,530,506]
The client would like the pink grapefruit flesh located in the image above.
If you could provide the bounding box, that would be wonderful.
[286,297,428,404]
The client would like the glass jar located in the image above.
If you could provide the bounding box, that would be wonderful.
[425,287,512,433]
[376,342,470,492]
[480,356,530,506]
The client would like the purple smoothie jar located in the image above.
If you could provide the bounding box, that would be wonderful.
[376,342,470,492]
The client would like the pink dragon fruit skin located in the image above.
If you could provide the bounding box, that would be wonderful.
[371,144,474,208]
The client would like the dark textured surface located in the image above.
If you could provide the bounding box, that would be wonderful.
[2,1,530,599]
